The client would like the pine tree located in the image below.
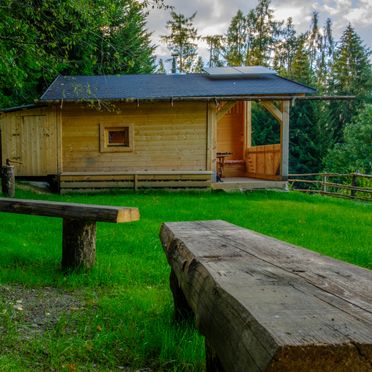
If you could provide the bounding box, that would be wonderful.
[316,18,335,91]
[288,35,320,173]
[247,0,282,66]
[193,56,204,72]
[204,35,224,67]
[328,24,372,142]
[0,0,156,108]
[307,12,323,73]
[273,17,297,75]
[224,10,249,66]
[289,35,313,85]
[156,59,166,73]
[161,11,199,73]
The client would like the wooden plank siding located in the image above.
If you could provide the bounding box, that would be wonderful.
[0,107,58,176]
[61,102,208,173]
[245,144,281,180]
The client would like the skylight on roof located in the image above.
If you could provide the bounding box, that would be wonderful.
[204,66,277,79]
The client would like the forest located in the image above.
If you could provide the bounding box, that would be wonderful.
[0,0,371,174]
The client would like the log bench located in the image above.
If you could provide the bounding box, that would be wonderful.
[0,198,140,270]
[160,220,372,372]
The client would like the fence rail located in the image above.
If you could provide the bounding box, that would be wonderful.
[288,172,372,202]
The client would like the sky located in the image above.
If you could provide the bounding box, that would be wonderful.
[145,0,372,65]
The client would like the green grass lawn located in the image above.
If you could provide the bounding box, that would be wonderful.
[0,187,371,371]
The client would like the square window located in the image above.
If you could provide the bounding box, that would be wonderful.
[107,128,129,147]
[100,123,133,152]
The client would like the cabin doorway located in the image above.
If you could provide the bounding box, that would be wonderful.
[216,101,246,178]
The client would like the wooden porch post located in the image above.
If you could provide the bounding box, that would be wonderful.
[280,101,290,181]
[207,102,217,181]
[244,101,252,152]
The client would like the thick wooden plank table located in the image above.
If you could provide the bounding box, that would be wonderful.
[160,220,372,372]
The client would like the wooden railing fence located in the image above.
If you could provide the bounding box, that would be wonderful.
[288,172,372,202]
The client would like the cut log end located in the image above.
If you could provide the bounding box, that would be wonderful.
[62,218,96,270]
[117,208,140,223]
[268,344,372,372]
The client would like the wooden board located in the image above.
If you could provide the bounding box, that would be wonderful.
[0,107,58,176]
[160,220,372,372]
[246,144,281,179]
[59,172,212,191]
[0,198,139,223]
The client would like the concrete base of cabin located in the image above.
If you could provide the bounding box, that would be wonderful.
[211,177,287,191]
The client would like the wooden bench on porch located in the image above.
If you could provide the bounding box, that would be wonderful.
[0,198,140,270]
[160,220,372,372]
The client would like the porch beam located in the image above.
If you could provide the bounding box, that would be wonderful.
[216,101,236,122]
[280,101,290,180]
[244,101,252,150]
[207,102,217,181]
[260,101,283,123]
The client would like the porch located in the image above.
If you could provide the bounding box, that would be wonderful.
[211,177,287,191]
[210,99,290,186]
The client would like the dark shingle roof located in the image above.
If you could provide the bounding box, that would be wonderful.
[40,73,315,102]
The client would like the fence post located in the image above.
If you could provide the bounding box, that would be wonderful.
[351,173,358,198]
[322,175,327,193]
[1,160,15,198]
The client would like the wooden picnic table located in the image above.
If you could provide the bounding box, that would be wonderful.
[160,220,372,372]
[0,198,140,270]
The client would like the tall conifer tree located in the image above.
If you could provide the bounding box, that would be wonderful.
[224,10,249,66]
[161,11,199,73]
[328,24,371,142]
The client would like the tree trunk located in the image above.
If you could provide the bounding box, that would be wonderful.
[1,165,15,197]
[62,218,96,270]
[170,269,193,321]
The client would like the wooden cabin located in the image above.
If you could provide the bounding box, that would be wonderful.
[0,67,315,192]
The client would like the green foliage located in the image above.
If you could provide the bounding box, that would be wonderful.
[328,24,372,143]
[0,0,156,108]
[251,103,279,146]
[193,56,204,73]
[156,59,166,74]
[161,11,199,73]
[203,35,224,68]
[224,10,250,66]
[273,17,297,75]
[324,104,372,173]
[247,0,282,66]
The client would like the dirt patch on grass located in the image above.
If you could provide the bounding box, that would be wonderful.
[0,284,85,337]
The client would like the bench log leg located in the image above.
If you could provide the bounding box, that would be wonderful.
[170,269,193,321]
[206,340,225,372]
[1,165,15,198]
[62,218,96,270]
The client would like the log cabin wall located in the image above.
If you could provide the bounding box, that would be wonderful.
[61,102,208,173]
[0,107,59,176]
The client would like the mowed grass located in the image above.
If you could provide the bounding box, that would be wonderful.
[0,188,371,370]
